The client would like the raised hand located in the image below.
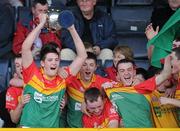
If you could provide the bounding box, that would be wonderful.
[145,23,159,40]
[19,94,31,108]
[38,13,48,26]
[101,81,118,89]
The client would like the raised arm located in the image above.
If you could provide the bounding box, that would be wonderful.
[108,119,119,128]
[68,25,87,76]
[9,94,30,124]
[145,23,159,60]
[145,23,159,41]
[155,55,172,86]
[21,14,47,68]
[160,97,180,107]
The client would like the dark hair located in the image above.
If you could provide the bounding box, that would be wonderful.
[86,52,97,64]
[147,66,162,78]
[84,41,93,49]
[32,0,48,7]
[172,46,180,60]
[136,67,148,80]
[14,54,22,58]
[175,36,180,42]
[84,87,103,103]
[40,42,60,61]
[116,59,135,70]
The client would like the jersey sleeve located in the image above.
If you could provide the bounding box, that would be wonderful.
[106,101,120,121]
[22,61,39,84]
[134,76,156,94]
[6,87,20,111]
[82,115,93,128]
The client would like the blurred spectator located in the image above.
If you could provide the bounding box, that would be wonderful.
[151,0,180,30]
[9,0,24,7]
[136,67,149,82]
[0,88,16,127]
[13,0,62,58]
[0,0,15,58]
[29,0,67,9]
[61,0,117,63]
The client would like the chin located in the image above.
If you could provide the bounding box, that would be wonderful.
[124,82,132,86]
[49,72,57,77]
[95,112,102,116]
[85,77,91,82]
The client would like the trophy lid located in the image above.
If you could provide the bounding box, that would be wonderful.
[58,10,75,29]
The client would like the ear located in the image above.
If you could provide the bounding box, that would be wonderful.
[94,64,97,71]
[133,68,136,77]
[93,0,97,5]
[40,61,44,67]
[31,7,35,14]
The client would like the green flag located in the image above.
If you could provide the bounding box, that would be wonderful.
[105,88,153,127]
[147,8,180,68]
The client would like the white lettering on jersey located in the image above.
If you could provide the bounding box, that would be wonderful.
[75,102,81,111]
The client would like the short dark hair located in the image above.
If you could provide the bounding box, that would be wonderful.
[147,66,162,78]
[84,41,93,49]
[84,87,103,103]
[175,36,180,42]
[116,59,135,70]
[40,42,60,61]
[136,67,148,80]
[14,54,22,58]
[86,52,97,64]
[172,46,180,60]
[32,0,48,7]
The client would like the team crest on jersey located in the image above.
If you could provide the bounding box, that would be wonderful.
[34,92,43,103]
[6,92,14,102]
[110,107,116,114]
[34,91,59,103]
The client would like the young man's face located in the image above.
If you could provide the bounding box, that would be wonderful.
[117,62,136,86]
[32,3,48,18]
[15,57,23,78]
[113,52,125,67]
[41,53,60,78]
[170,51,180,74]
[80,58,97,82]
[86,96,104,116]
[77,0,96,13]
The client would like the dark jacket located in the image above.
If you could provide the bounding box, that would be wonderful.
[0,1,14,57]
[61,7,118,51]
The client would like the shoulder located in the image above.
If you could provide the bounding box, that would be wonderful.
[7,86,22,93]
[96,74,110,82]
[105,66,116,72]
[6,86,23,98]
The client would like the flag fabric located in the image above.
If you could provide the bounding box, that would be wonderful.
[105,87,153,127]
[147,8,180,68]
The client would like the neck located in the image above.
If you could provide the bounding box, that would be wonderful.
[41,68,56,80]
[43,74,56,80]
[82,10,94,20]
[80,74,93,83]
